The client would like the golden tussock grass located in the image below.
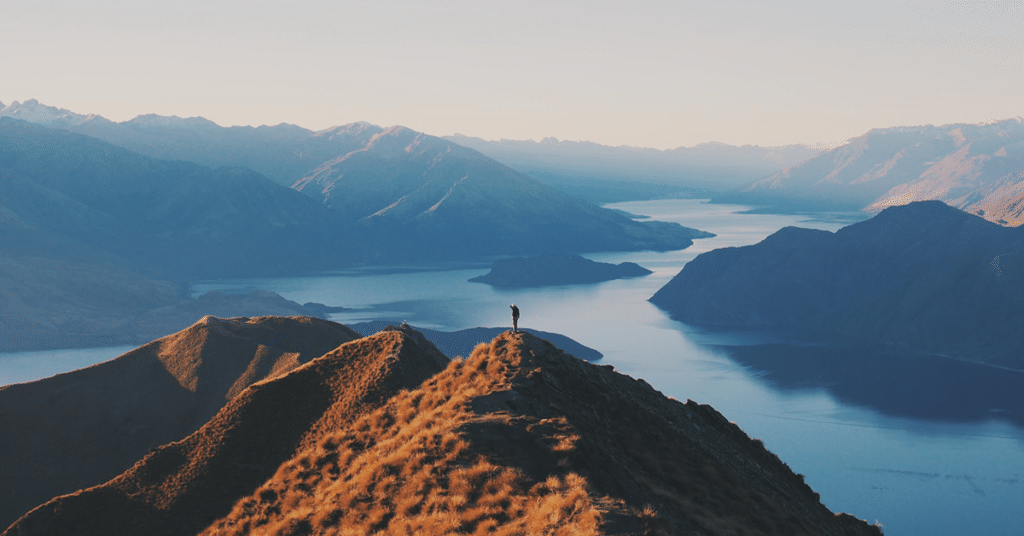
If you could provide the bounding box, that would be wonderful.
[201,336,602,536]
[15,328,877,536]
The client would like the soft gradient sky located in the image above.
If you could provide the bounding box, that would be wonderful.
[4,1,1022,148]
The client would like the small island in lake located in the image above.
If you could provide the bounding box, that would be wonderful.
[469,253,653,288]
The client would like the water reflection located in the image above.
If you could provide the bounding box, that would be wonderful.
[711,342,1024,428]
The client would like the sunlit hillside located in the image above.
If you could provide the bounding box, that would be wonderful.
[5,325,880,536]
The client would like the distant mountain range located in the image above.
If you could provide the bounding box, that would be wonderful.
[0,99,821,203]
[0,102,712,353]
[446,133,822,202]
[0,117,339,280]
[0,100,708,265]
[651,201,1024,369]
[716,119,1024,225]
[289,125,707,259]
[0,99,373,188]
[1,321,880,535]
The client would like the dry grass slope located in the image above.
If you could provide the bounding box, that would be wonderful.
[2,324,445,536]
[202,331,882,536]
[4,326,882,536]
[0,315,360,531]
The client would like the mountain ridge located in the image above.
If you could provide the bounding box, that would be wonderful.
[715,119,1024,225]
[0,316,362,530]
[1,102,709,262]
[3,324,880,535]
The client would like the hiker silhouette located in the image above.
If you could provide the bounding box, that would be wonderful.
[510,304,520,332]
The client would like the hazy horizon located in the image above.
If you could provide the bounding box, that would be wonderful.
[5,1,1022,149]
[5,96,1021,154]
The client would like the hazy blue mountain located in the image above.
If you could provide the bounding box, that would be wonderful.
[445,134,821,202]
[0,113,711,352]
[468,253,656,287]
[1,101,710,260]
[291,125,710,259]
[0,117,342,279]
[716,119,1024,225]
[651,201,1024,369]
[1,100,821,204]
[0,99,380,187]
[0,116,361,351]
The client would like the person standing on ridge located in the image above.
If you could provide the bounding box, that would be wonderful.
[510,304,520,333]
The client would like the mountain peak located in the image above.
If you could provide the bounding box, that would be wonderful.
[126,113,220,129]
[0,98,91,128]
[313,121,382,138]
[0,315,363,531]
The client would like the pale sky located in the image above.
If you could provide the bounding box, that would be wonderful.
[3,1,1022,149]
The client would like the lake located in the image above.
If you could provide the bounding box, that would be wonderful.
[4,199,1022,536]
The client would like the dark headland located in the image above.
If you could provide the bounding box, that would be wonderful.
[651,200,1024,370]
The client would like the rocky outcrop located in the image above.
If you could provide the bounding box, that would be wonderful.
[5,326,879,535]
[651,201,1024,369]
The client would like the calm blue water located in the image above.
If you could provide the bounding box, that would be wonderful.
[4,199,1021,536]
[0,345,135,386]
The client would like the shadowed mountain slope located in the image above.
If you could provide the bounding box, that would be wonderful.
[0,117,341,279]
[716,119,1024,224]
[0,316,361,530]
[651,201,1024,369]
[5,328,879,535]
[292,126,709,259]
[1,102,710,265]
